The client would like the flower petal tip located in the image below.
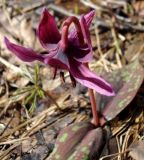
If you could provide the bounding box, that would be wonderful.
[38,7,60,49]
[84,10,95,28]
[4,37,45,62]
[108,90,115,96]
[4,37,12,50]
[99,87,115,97]
[89,10,95,17]
[42,7,50,17]
[42,7,48,12]
[103,85,115,97]
[4,37,9,45]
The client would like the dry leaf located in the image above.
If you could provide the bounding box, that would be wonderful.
[129,140,144,160]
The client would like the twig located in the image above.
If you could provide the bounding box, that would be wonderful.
[2,0,13,26]
[121,128,132,159]
[0,137,28,145]
[95,23,109,71]
[44,90,62,111]
[0,56,23,74]
[28,113,68,136]
[99,150,129,160]
[116,135,122,160]
[0,105,57,140]
[0,110,15,135]
[22,114,46,137]
[11,0,53,17]
[81,0,144,32]
[91,48,119,70]
[0,143,20,159]
[111,18,122,68]
[81,0,131,22]
[80,0,107,12]
[48,4,79,17]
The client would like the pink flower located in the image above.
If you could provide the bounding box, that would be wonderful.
[4,8,114,96]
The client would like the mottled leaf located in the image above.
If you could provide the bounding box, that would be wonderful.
[68,127,105,160]
[49,122,95,160]
[96,60,144,121]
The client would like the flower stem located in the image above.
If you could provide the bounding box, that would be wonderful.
[88,88,99,126]
[86,63,99,126]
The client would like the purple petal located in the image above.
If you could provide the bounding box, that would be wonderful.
[69,10,95,44]
[69,14,93,63]
[84,10,95,28]
[44,46,69,70]
[69,59,115,96]
[69,45,92,62]
[37,8,61,50]
[80,15,92,51]
[4,37,44,62]
[73,15,93,62]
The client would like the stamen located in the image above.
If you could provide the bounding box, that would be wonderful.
[70,73,76,87]
[60,71,65,83]
[52,67,57,79]
[80,16,92,49]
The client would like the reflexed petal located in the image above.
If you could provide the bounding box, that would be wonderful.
[69,59,115,96]
[69,15,93,63]
[69,10,95,45]
[80,15,92,51]
[37,8,61,49]
[84,10,95,28]
[4,37,44,62]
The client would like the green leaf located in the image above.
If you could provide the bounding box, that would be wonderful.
[37,89,45,98]
[29,93,37,113]
[34,64,40,84]
[24,89,36,105]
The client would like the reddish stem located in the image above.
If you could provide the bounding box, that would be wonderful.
[88,89,99,126]
[86,63,99,126]
[52,67,57,79]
